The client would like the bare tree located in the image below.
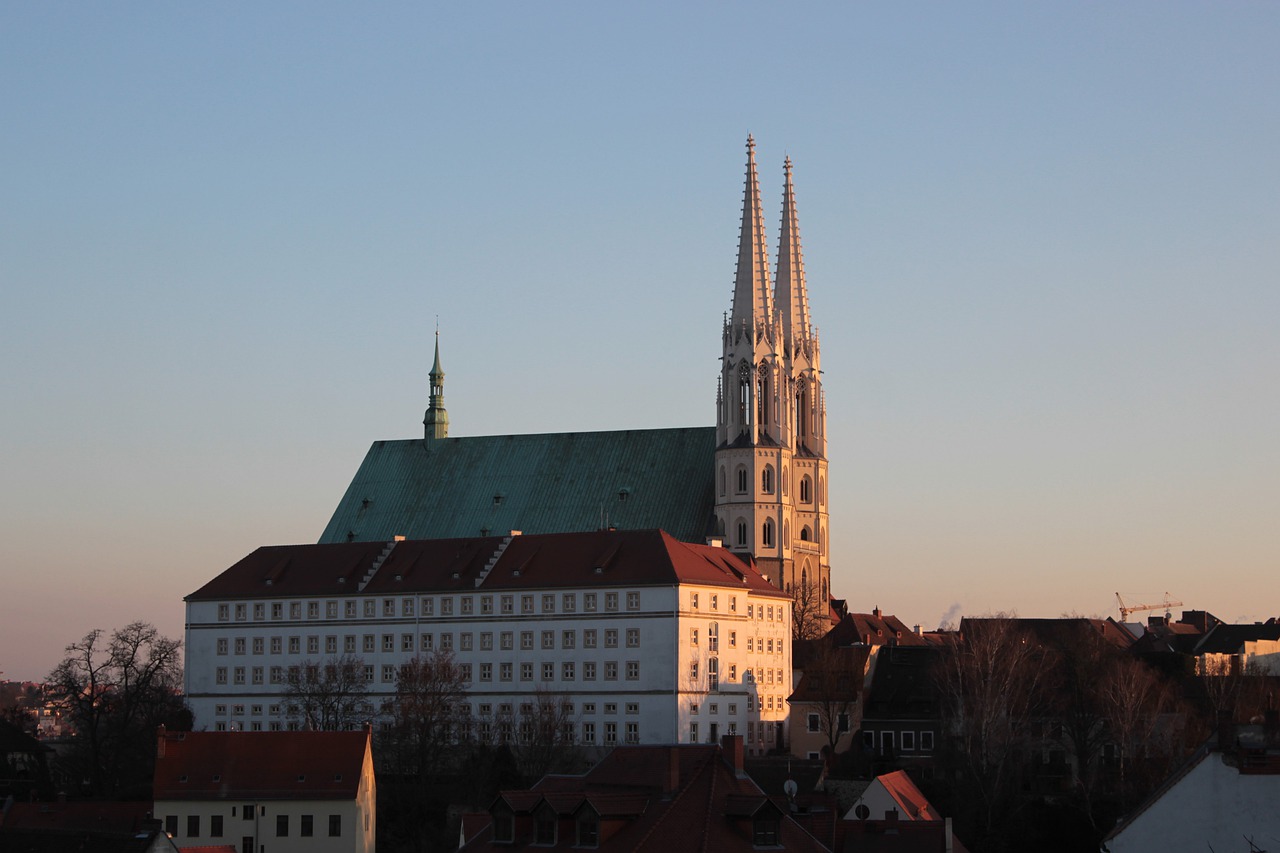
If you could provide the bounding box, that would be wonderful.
[796,640,861,758]
[792,579,830,641]
[936,616,1051,847]
[1098,654,1172,810]
[284,655,370,731]
[47,621,185,797]
[513,687,586,780]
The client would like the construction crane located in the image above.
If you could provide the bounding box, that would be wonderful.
[1115,592,1183,622]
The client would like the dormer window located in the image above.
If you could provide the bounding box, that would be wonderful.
[491,803,514,844]
[576,809,599,847]
[533,802,557,846]
[753,814,780,846]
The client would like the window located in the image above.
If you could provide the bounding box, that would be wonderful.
[216,667,228,684]
[582,722,595,743]
[480,595,493,614]
[271,636,282,654]
[501,594,513,614]
[307,635,319,654]
[584,593,597,612]
[421,597,434,616]
[736,520,748,547]
[521,631,534,650]
[217,638,228,655]
[753,815,780,846]
[605,722,618,745]
[583,662,596,680]
[461,596,474,615]
[626,628,639,647]
[242,804,255,821]
[235,603,247,621]
[736,466,748,493]
[480,662,492,682]
[253,637,264,654]
[276,814,289,837]
[807,713,820,732]
[543,662,555,681]
[521,594,534,614]
[626,722,639,744]
[605,592,619,612]
[584,629,597,648]
[691,592,699,609]
[500,631,513,650]
[382,634,394,652]
[493,809,514,844]
[440,633,453,651]
[729,631,736,648]
[605,629,618,648]
[542,594,555,613]
[501,662,513,681]
[577,812,599,847]
[690,722,699,743]
[345,600,356,618]
[187,815,200,838]
[800,475,812,503]
[563,662,575,680]
[605,661,618,680]
[762,465,774,494]
[460,633,473,651]
[481,632,493,651]
[562,630,575,649]
[290,602,301,619]
[328,815,341,837]
[535,806,556,845]
[521,663,534,681]
[382,664,396,682]
[901,730,916,751]
[626,661,639,680]
[211,815,223,837]
[627,591,640,610]
[402,598,414,617]
[363,599,376,618]
[421,633,434,651]
[920,730,935,752]
[288,636,300,654]
[300,814,313,837]
[218,604,229,621]
[272,602,283,620]
[542,630,555,650]
[307,601,319,619]
[382,598,395,617]
[252,667,263,685]
[562,593,576,612]
[762,518,774,547]
[441,597,454,616]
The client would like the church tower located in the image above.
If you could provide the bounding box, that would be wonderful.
[714,138,830,606]
[423,330,449,442]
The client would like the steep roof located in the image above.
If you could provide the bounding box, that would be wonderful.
[319,427,716,545]
[462,742,828,852]
[187,529,787,601]
[1194,622,1280,655]
[826,613,928,648]
[872,770,939,821]
[152,729,370,801]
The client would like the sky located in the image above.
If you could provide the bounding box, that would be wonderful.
[2,3,1278,682]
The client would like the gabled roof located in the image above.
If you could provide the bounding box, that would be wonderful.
[959,616,1135,650]
[188,529,786,601]
[152,729,370,801]
[873,771,939,821]
[462,742,828,851]
[826,612,927,648]
[318,427,716,545]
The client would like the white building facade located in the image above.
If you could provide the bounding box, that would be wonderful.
[185,529,793,753]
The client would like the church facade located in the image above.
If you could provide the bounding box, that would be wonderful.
[320,138,830,603]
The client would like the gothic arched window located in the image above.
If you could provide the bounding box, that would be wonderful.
[735,465,748,495]
[761,465,774,494]
[738,362,752,426]
[762,519,775,548]
[800,475,812,504]
[736,519,749,548]
[756,364,770,425]
[719,466,726,497]
[800,525,811,542]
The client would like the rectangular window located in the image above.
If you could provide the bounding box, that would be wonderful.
[217,638,228,655]
[382,634,394,652]
[421,597,434,616]
[382,664,396,682]
[273,602,284,620]
[584,593,597,612]
[604,661,618,680]
[329,815,341,837]
[461,596,474,615]
[421,633,433,651]
[211,815,223,837]
[344,635,356,653]
[543,662,555,681]
[233,667,245,684]
[920,731,935,752]
[441,597,454,616]
[481,632,493,651]
[711,594,718,611]
[605,629,618,648]
[187,815,200,837]
[363,634,375,653]
[307,636,319,654]
[500,631,513,650]
[605,722,617,745]
[583,662,596,680]
[270,666,283,683]
[253,603,264,621]
[252,667,263,685]
[460,632,473,651]
[626,702,639,715]
[562,630,575,649]
[307,601,319,619]
[252,637,264,654]
[500,662,513,681]
[383,598,395,617]
[460,663,471,682]
[562,661,575,680]
[690,722,698,743]
[402,598,414,617]
[690,628,698,646]
[326,636,338,654]
[626,628,639,648]
[583,629,597,649]
[300,815,313,837]
[691,592,699,609]
[521,595,534,614]
[521,631,534,650]
[480,662,493,682]
[288,637,300,654]
[562,593,576,612]
[363,599,375,618]
[626,722,639,744]
[481,595,493,614]
[521,662,533,681]
[730,596,737,612]
[542,630,554,650]
[235,603,247,621]
[501,595,513,614]
[276,814,288,837]
[440,633,453,651]
[345,600,356,618]
[290,602,301,619]
[627,592,640,610]
[218,604,229,621]
[605,592,618,612]
[582,722,595,744]
[626,661,639,680]
[807,713,820,732]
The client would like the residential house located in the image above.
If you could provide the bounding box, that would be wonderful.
[152,727,375,853]
[458,735,830,851]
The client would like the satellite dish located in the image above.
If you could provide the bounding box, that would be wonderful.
[855,804,870,821]
[783,779,798,799]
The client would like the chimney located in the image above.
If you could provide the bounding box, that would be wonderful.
[722,734,745,775]
[873,607,882,619]
[664,747,681,796]
[945,817,954,853]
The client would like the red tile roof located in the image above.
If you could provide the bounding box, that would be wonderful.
[188,529,787,601]
[462,741,829,851]
[152,728,370,801]
[874,770,939,821]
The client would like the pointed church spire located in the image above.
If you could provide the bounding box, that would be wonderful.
[774,156,811,347]
[423,329,449,441]
[730,135,774,333]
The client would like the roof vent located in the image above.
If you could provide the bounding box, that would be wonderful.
[594,567,604,574]
[179,775,188,783]
[394,574,402,581]
[265,579,273,586]
[513,569,521,577]
[297,775,306,782]
[452,572,460,579]
[334,774,343,781]
[493,493,503,505]
[212,775,220,782]
[338,577,346,584]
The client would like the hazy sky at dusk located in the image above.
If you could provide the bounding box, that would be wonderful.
[3,3,1278,681]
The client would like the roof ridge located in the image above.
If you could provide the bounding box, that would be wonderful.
[628,749,716,852]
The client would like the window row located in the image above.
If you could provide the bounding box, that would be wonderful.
[161,811,342,840]
[862,729,935,753]
[215,591,642,622]
[213,625,644,659]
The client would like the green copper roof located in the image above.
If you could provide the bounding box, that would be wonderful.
[319,427,717,545]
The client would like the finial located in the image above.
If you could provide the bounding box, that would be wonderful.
[746,134,755,152]
[784,155,792,174]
